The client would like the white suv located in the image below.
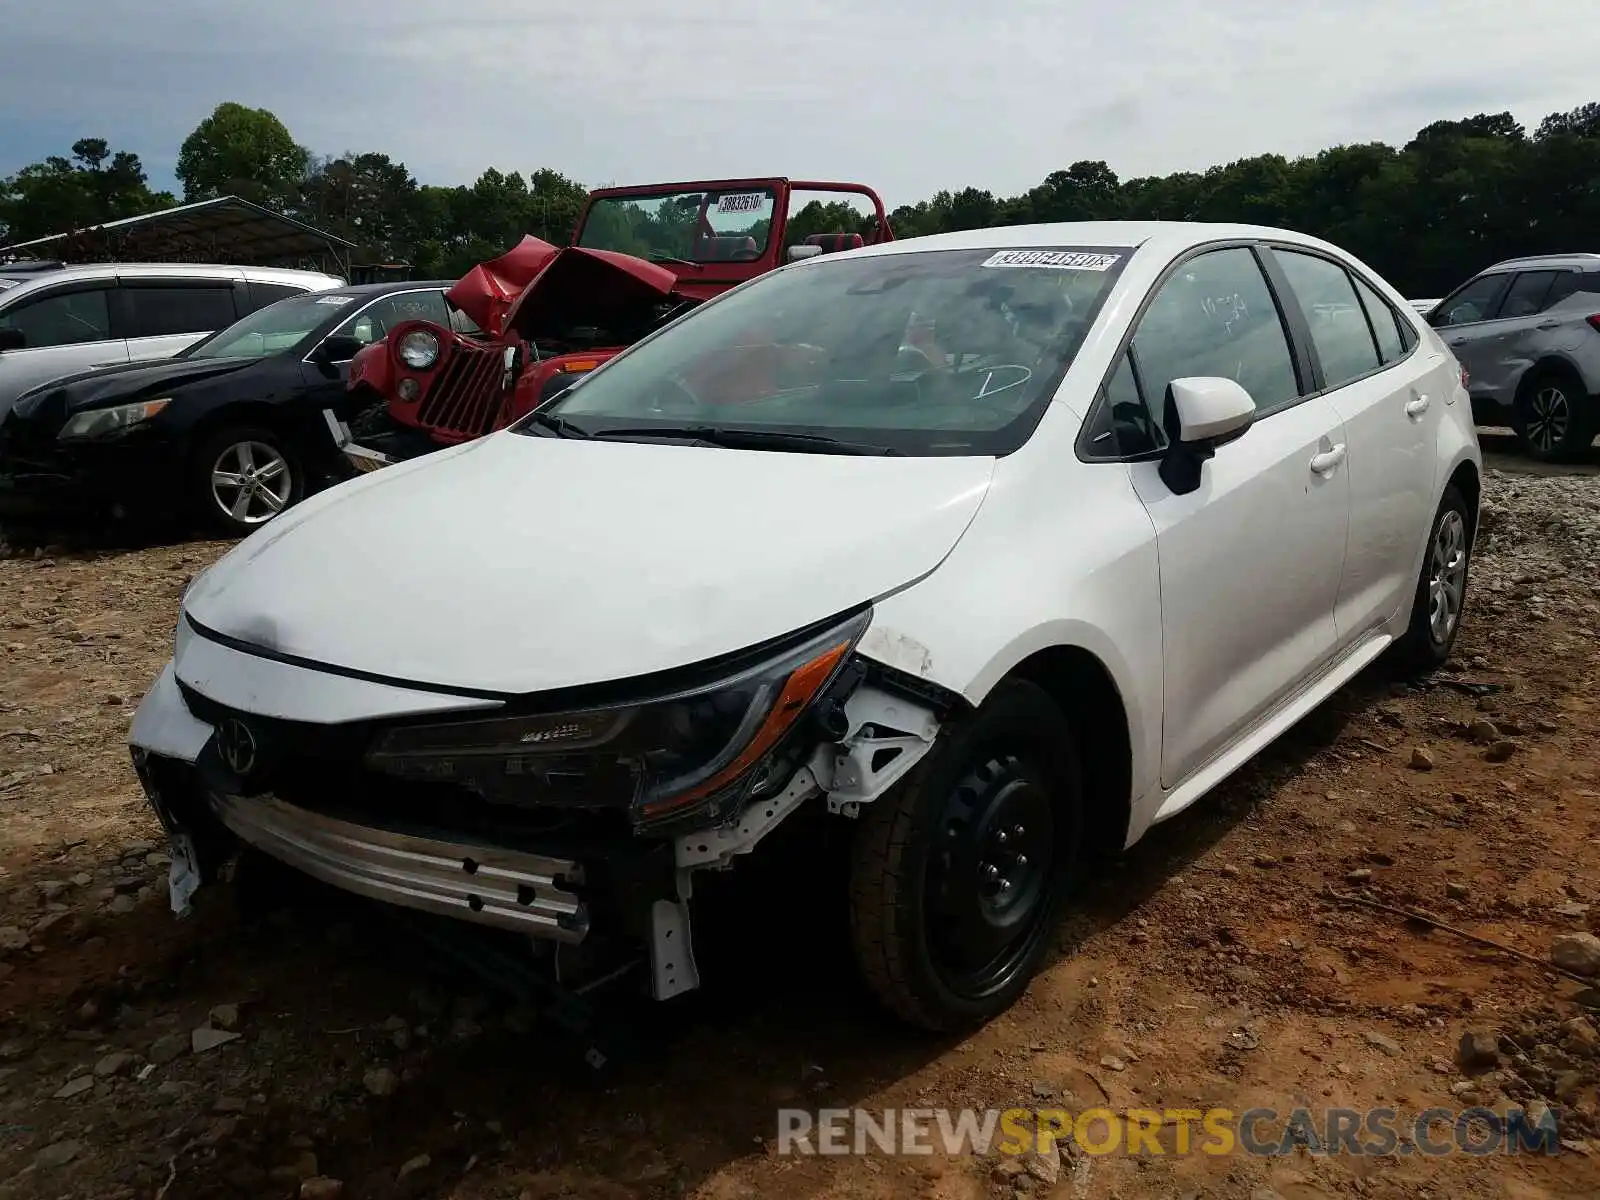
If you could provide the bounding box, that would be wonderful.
[130,221,1480,1033]
[0,261,345,416]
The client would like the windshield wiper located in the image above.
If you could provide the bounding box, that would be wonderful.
[523,410,593,439]
[590,425,902,456]
[647,253,703,269]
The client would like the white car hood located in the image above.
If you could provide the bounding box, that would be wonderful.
[183,431,995,696]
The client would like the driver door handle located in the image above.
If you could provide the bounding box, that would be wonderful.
[1448,337,1466,347]
[1536,319,1561,330]
[1405,394,1430,418]
[1310,444,1347,475]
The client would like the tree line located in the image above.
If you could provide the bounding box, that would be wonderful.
[4,100,1600,297]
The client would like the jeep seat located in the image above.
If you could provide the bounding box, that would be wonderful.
[806,233,865,254]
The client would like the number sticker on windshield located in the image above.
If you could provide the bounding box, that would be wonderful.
[715,192,768,214]
[981,250,1122,272]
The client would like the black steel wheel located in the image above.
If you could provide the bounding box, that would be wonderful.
[849,679,1083,1031]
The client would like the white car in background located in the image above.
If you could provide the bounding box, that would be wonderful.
[130,221,1481,1033]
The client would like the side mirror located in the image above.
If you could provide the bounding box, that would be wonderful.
[0,328,25,352]
[787,244,824,262]
[1158,376,1256,496]
[314,334,366,364]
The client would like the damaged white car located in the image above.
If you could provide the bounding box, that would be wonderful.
[129,221,1481,1032]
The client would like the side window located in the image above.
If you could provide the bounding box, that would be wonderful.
[122,285,238,339]
[1434,274,1508,327]
[247,282,308,312]
[1498,271,1559,319]
[1274,250,1380,387]
[1349,275,1405,363]
[1131,246,1301,419]
[0,287,114,348]
[1541,271,1593,311]
[332,291,449,346]
[1105,350,1166,456]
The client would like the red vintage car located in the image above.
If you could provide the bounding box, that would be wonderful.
[330,177,894,469]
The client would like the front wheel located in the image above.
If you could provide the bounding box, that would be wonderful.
[848,679,1083,1032]
[190,425,303,537]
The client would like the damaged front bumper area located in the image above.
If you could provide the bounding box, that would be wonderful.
[321,408,438,475]
[128,614,949,1003]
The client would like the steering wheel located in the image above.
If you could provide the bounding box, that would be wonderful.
[894,344,941,374]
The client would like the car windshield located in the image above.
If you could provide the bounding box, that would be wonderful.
[576,186,777,264]
[532,245,1132,456]
[185,291,357,360]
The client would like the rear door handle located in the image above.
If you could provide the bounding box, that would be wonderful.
[1405,394,1430,418]
[1310,444,1347,474]
[1447,337,1466,346]
[1536,319,1560,330]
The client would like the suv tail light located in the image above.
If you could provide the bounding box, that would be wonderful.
[1586,314,1600,334]
[1459,363,1470,389]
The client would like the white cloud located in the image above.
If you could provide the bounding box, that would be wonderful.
[1,0,1593,210]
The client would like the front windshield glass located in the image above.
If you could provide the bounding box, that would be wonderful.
[186,291,358,360]
[534,245,1132,456]
[576,187,777,264]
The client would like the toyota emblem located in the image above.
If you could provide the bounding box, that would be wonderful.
[216,718,258,776]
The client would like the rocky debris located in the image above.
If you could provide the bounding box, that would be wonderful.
[397,1153,431,1182]
[1446,881,1471,900]
[1346,868,1373,884]
[300,1178,344,1199]
[93,1050,135,1077]
[1021,1141,1061,1185]
[1484,740,1518,763]
[1553,933,1600,978]
[1408,747,1435,771]
[209,1002,241,1031]
[34,1139,83,1168]
[1364,1031,1402,1057]
[363,1066,399,1097]
[1459,1031,1502,1070]
[0,1036,33,1062]
[54,1074,94,1099]
[0,924,28,952]
[191,1026,241,1054]
[149,1032,187,1065]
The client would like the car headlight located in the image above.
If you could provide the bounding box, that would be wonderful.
[365,608,871,831]
[397,329,440,370]
[58,398,171,440]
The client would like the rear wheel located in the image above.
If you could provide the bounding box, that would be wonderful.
[1392,484,1472,675]
[848,680,1083,1031]
[1513,372,1596,461]
[190,424,303,537]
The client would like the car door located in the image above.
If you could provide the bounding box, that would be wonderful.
[1453,270,1564,405]
[0,281,126,415]
[1428,271,1510,404]
[116,275,244,363]
[1263,246,1440,646]
[1118,244,1352,789]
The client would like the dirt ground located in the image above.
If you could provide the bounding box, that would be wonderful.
[0,440,1598,1200]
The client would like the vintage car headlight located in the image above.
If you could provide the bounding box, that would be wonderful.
[397,329,440,370]
[365,608,871,828]
[58,398,171,440]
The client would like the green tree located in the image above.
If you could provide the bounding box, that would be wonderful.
[176,102,308,208]
[0,138,173,245]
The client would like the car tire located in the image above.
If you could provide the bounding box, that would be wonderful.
[189,424,304,538]
[1391,483,1473,675]
[848,679,1084,1032]
[1512,371,1596,462]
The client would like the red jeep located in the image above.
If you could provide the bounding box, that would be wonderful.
[330,177,893,469]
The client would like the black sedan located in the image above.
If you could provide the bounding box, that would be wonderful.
[0,280,456,537]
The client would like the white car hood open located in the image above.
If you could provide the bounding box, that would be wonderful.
[182,431,995,696]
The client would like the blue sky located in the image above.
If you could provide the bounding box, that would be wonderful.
[1,0,1593,210]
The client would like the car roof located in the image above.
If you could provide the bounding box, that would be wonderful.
[836,220,1351,262]
[0,262,348,295]
[311,279,454,297]
[1480,252,1600,273]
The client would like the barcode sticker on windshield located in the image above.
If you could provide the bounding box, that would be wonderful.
[716,192,768,213]
[314,295,355,305]
[981,250,1121,271]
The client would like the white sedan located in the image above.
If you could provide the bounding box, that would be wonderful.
[129,222,1480,1033]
